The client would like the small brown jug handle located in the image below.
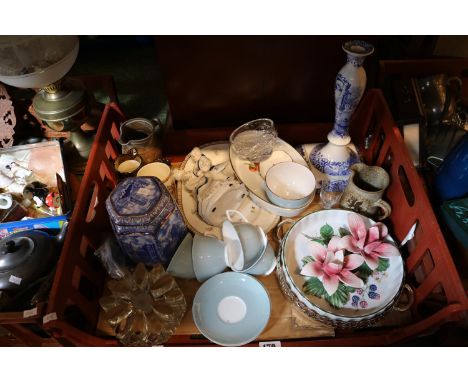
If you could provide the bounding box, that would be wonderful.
[373,199,392,220]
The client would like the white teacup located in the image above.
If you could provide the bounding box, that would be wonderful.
[245,243,277,276]
[222,219,244,271]
[225,210,268,273]
[137,162,173,190]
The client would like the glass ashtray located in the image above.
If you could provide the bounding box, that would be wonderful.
[99,263,187,346]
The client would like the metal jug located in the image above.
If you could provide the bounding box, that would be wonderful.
[118,118,162,164]
[417,74,462,127]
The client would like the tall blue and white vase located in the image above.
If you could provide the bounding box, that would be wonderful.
[310,40,374,192]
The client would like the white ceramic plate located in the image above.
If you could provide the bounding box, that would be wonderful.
[230,138,314,217]
[192,272,271,346]
[177,142,279,239]
[278,209,404,323]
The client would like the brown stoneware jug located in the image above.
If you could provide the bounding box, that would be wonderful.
[340,163,392,220]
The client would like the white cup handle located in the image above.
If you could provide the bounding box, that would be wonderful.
[225,209,249,223]
[0,193,13,210]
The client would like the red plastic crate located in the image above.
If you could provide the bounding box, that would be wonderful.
[43,91,468,346]
[0,75,118,347]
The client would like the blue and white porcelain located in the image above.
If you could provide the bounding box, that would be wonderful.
[310,40,374,192]
[192,272,271,346]
[106,176,187,266]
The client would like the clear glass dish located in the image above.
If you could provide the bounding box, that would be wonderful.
[229,118,277,163]
[99,263,187,346]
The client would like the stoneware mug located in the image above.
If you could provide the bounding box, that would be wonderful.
[339,163,392,220]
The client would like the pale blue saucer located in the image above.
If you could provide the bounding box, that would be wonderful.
[192,272,271,346]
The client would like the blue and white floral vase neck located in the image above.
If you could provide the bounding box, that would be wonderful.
[310,40,374,192]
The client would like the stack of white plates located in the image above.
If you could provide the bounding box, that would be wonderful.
[276,209,405,328]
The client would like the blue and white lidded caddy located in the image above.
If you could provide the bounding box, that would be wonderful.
[106,176,188,266]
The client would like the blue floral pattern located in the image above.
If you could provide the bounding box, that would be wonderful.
[110,177,161,216]
[309,40,372,192]
[310,143,359,177]
[107,177,188,266]
[346,55,365,67]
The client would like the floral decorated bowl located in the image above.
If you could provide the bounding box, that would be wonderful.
[276,209,405,327]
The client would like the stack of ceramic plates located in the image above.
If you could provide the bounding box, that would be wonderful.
[276,209,405,328]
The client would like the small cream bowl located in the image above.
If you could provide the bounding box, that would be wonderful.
[265,162,316,208]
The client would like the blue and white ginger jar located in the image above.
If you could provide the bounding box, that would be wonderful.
[106,177,188,266]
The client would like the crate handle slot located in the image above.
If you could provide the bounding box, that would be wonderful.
[85,182,99,223]
[397,165,415,207]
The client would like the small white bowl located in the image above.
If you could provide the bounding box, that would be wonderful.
[265,162,316,208]
[137,162,173,190]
